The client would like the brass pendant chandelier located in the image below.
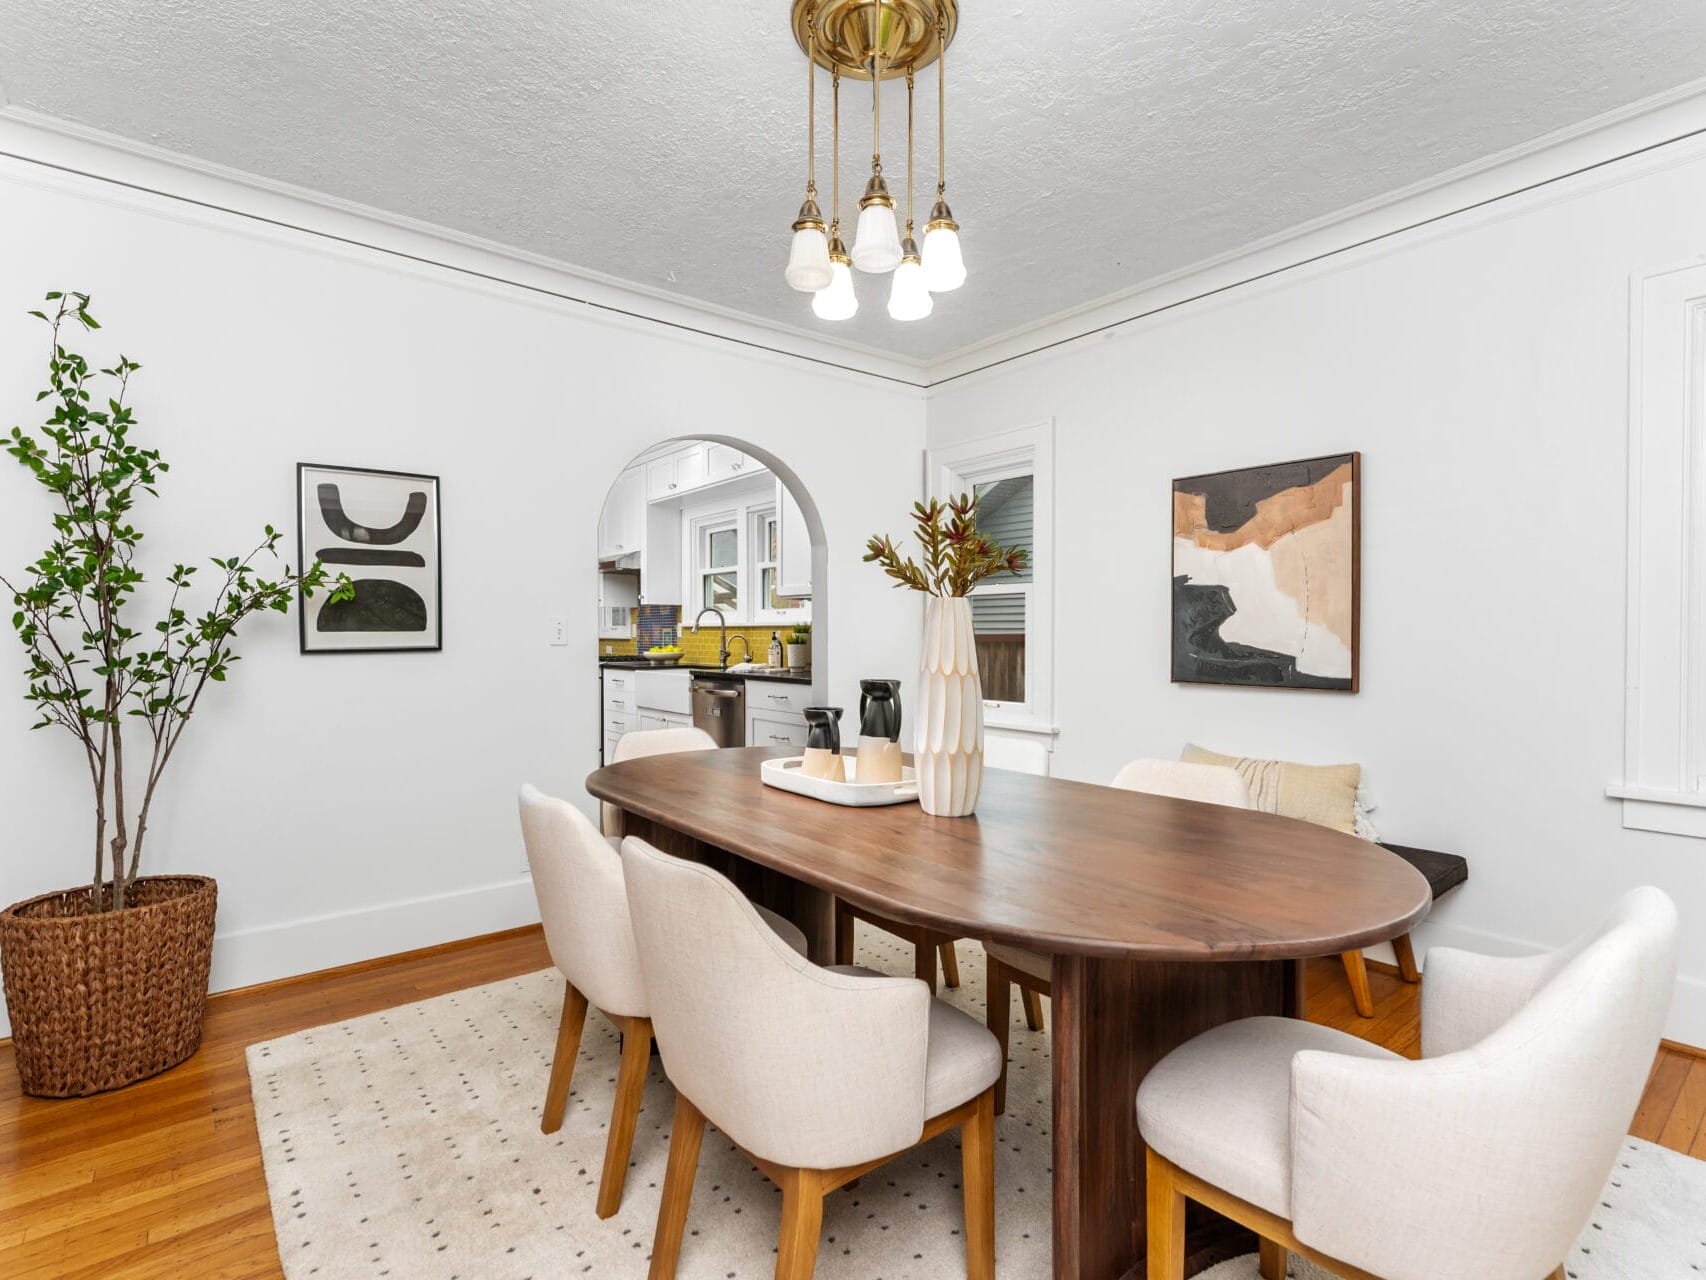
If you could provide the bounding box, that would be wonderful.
[785,0,965,323]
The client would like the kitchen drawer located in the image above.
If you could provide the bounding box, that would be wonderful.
[603,682,637,714]
[636,669,692,715]
[747,679,810,718]
[604,667,636,694]
[749,713,808,750]
[604,710,635,738]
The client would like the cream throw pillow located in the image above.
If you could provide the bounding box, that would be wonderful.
[1180,744,1361,835]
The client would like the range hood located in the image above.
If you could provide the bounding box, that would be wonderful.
[598,552,642,573]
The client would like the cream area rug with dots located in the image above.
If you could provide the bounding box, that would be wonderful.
[248,926,1706,1280]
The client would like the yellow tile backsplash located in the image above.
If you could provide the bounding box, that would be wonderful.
[596,611,808,667]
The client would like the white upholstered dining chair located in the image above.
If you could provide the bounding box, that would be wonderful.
[1136,886,1678,1280]
[599,725,718,837]
[621,836,1002,1280]
[517,785,807,1219]
[984,759,1251,1112]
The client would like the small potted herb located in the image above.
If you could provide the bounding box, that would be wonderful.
[785,623,811,671]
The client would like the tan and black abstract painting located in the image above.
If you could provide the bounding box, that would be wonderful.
[1172,453,1359,691]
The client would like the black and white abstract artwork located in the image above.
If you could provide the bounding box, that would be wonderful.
[297,463,441,653]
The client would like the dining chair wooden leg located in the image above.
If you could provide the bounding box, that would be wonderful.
[834,901,856,967]
[939,939,962,989]
[1393,932,1421,983]
[959,1089,996,1280]
[648,1092,707,1280]
[1339,949,1375,1018]
[987,959,1012,1116]
[774,1166,826,1280]
[1546,1269,1565,1280]
[1145,1147,1186,1280]
[541,980,589,1134]
[1020,986,1046,1031]
[913,939,939,994]
[1259,1237,1287,1279]
[597,1015,654,1219]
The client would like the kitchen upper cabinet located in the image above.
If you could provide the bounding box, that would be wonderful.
[775,478,812,598]
[598,466,645,558]
[705,443,750,486]
[646,444,709,501]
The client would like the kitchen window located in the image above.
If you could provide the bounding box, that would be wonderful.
[699,519,740,614]
[685,501,809,626]
[929,422,1054,733]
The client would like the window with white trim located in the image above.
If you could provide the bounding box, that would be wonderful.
[1612,259,1706,837]
[929,422,1054,731]
[684,498,808,626]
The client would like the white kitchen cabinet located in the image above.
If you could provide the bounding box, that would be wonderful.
[603,667,693,761]
[598,466,645,559]
[775,478,812,599]
[705,443,750,485]
[646,444,709,501]
[641,501,682,605]
[749,713,809,749]
[745,678,808,749]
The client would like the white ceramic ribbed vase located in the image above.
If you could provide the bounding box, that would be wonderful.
[916,595,983,817]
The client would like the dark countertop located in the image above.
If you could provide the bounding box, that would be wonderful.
[599,659,814,685]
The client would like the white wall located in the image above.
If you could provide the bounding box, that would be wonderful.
[928,139,1706,1045]
[0,131,924,1036]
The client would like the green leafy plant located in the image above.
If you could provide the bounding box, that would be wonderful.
[863,493,1027,597]
[786,624,811,645]
[1,292,352,911]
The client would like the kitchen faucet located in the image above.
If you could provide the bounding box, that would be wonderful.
[691,606,732,669]
[725,634,753,666]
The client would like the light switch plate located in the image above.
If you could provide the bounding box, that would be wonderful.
[548,615,568,646]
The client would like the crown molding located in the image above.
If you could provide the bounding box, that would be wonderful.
[924,74,1706,388]
[0,106,931,390]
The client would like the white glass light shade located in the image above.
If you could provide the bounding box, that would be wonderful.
[852,202,903,273]
[922,223,966,292]
[784,225,833,292]
[812,259,858,321]
[887,256,933,321]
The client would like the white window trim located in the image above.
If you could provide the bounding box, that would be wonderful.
[1610,257,1706,837]
[928,420,1055,734]
[681,497,809,628]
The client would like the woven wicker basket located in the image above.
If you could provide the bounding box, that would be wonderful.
[0,875,217,1097]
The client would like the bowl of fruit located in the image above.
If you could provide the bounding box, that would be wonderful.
[644,644,684,667]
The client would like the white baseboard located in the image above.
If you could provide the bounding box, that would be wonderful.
[1373,919,1706,1051]
[0,876,542,1040]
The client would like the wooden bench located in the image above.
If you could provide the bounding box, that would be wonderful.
[1336,841,1469,1016]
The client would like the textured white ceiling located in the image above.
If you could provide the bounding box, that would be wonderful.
[3,1,1705,361]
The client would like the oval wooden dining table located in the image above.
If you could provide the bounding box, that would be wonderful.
[587,746,1431,1280]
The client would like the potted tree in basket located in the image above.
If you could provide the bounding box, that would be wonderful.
[0,292,348,1096]
[865,494,1025,817]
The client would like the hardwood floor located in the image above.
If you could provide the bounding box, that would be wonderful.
[0,933,1700,1278]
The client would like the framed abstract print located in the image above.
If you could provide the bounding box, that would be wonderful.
[1172,452,1358,691]
[297,463,442,653]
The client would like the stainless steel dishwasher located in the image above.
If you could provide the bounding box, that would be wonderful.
[689,676,745,747]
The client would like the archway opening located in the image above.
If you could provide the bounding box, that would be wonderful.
[592,436,831,759]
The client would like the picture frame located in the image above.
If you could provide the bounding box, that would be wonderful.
[1171,452,1359,692]
[296,462,442,654]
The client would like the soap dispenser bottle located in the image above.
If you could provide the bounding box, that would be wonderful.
[768,630,783,668]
